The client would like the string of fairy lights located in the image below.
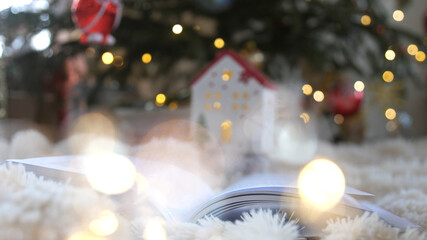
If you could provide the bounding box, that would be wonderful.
[299,7,426,133]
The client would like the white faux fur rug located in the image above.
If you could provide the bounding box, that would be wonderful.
[0,129,426,240]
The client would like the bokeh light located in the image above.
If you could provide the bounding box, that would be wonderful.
[213,101,221,110]
[89,210,119,237]
[299,113,310,124]
[385,108,397,120]
[30,29,51,51]
[302,84,313,95]
[415,51,426,62]
[382,71,394,83]
[168,101,178,111]
[83,154,137,195]
[360,15,371,26]
[313,91,324,102]
[334,114,344,125]
[222,70,232,81]
[407,44,418,55]
[393,10,404,22]
[172,24,183,34]
[298,159,346,211]
[386,120,398,132]
[102,52,114,65]
[142,53,152,64]
[385,49,396,61]
[68,231,106,240]
[155,93,166,107]
[353,81,365,92]
[113,56,124,67]
[214,38,225,49]
[143,217,167,240]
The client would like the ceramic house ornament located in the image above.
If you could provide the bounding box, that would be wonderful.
[191,50,276,154]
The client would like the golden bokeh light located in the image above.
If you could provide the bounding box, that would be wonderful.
[85,47,96,58]
[89,210,119,237]
[143,217,167,240]
[302,84,313,95]
[68,231,106,240]
[213,101,221,110]
[385,108,397,120]
[300,112,310,124]
[407,44,418,55]
[214,38,225,49]
[382,71,394,83]
[298,159,346,211]
[215,92,221,99]
[415,51,426,62]
[83,154,137,195]
[172,24,183,34]
[205,92,211,99]
[205,103,211,110]
[360,15,371,26]
[142,53,152,64]
[168,101,178,111]
[313,90,324,102]
[393,10,404,22]
[334,114,344,125]
[113,56,124,67]
[101,52,114,65]
[353,81,365,92]
[385,49,396,61]
[155,93,166,106]
[222,70,233,81]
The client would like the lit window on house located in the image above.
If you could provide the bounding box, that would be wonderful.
[215,92,221,99]
[242,104,248,111]
[205,104,212,110]
[214,102,221,110]
[233,104,239,111]
[205,92,211,99]
[233,92,239,99]
[221,120,232,143]
[222,70,233,81]
[243,92,249,99]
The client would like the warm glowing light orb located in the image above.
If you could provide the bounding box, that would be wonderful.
[385,108,396,120]
[222,70,233,81]
[68,231,106,240]
[353,81,365,92]
[213,101,221,110]
[299,113,310,124]
[313,91,324,102]
[89,210,119,237]
[102,52,114,65]
[382,71,394,83]
[360,15,371,26]
[415,51,426,62]
[385,50,396,61]
[143,217,167,240]
[156,93,166,106]
[334,114,344,125]
[84,154,137,195]
[214,38,225,49]
[298,159,346,211]
[142,53,152,63]
[172,24,183,34]
[168,101,178,111]
[393,10,404,22]
[302,84,313,95]
[407,44,418,55]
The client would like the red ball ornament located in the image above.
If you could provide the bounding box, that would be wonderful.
[71,0,122,45]
[328,83,363,116]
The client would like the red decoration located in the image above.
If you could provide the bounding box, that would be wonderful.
[328,83,363,116]
[71,0,122,45]
[424,9,427,35]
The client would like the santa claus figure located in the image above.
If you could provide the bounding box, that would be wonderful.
[71,0,122,45]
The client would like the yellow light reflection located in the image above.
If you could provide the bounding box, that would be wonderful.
[298,159,346,211]
[353,81,365,92]
[385,49,396,61]
[415,51,426,62]
[68,231,106,240]
[407,44,418,55]
[89,210,119,237]
[334,114,344,125]
[385,108,396,120]
[142,53,152,64]
[113,56,124,67]
[214,38,225,49]
[213,101,221,110]
[313,90,324,102]
[393,10,404,22]
[382,71,394,83]
[222,70,233,81]
[143,217,167,240]
[84,154,137,195]
[168,101,178,111]
[172,24,183,34]
[156,93,166,107]
[360,15,371,26]
[299,113,310,124]
[101,52,114,65]
[302,84,313,95]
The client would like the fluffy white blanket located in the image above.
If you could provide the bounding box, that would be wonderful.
[0,129,426,240]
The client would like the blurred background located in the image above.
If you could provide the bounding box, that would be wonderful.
[0,0,426,145]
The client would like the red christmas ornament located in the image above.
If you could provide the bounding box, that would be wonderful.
[328,83,363,116]
[71,0,122,45]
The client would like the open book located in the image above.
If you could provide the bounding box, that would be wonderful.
[6,156,422,237]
